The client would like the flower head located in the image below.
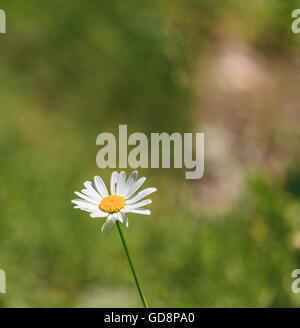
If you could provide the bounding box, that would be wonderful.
[71,171,157,234]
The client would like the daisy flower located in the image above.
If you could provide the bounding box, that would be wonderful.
[71,170,157,234]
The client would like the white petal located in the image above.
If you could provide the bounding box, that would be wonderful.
[115,213,129,227]
[120,212,129,227]
[124,177,146,199]
[110,171,119,195]
[101,215,116,234]
[71,199,99,212]
[125,208,151,215]
[127,170,138,184]
[94,176,109,198]
[90,210,109,218]
[116,212,124,224]
[126,187,157,205]
[81,188,102,202]
[122,170,138,195]
[124,199,152,211]
[83,181,102,201]
[74,191,99,205]
[116,171,126,195]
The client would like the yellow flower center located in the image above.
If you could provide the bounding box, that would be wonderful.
[99,195,125,214]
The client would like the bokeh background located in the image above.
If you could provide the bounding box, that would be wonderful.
[1,0,300,307]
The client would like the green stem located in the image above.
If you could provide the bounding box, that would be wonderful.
[116,221,148,308]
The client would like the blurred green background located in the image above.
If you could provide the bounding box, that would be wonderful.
[1,0,300,307]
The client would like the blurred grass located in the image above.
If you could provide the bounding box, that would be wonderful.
[0,0,300,307]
